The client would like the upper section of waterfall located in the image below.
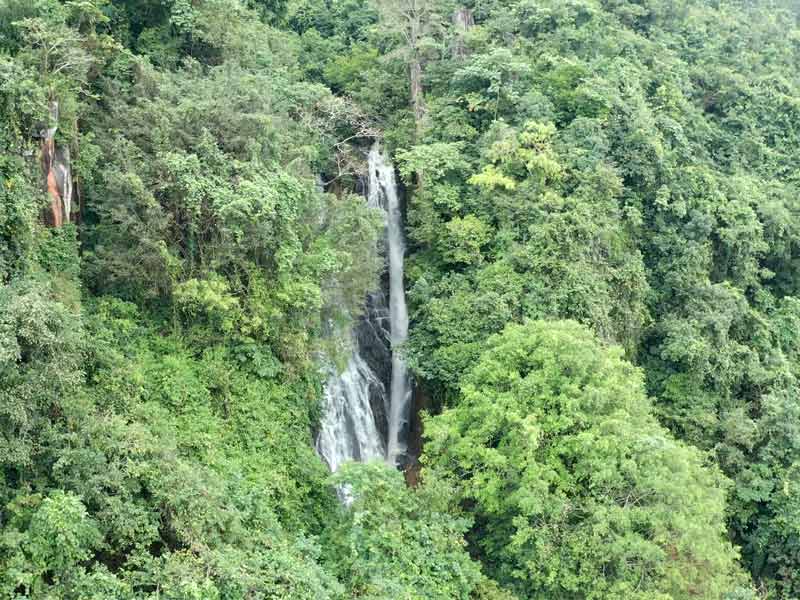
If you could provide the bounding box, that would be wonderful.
[368,143,412,468]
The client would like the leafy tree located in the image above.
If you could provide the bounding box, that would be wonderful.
[372,0,455,139]
[1,491,101,596]
[423,320,748,599]
[0,278,83,478]
[323,461,484,598]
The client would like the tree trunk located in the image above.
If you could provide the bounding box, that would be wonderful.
[404,381,431,488]
[452,7,474,58]
[410,58,425,140]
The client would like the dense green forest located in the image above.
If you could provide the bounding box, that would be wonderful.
[1,0,800,597]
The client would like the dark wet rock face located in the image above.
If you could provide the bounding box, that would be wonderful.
[355,288,392,440]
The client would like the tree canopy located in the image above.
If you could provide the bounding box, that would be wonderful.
[424,320,747,599]
[1,0,800,597]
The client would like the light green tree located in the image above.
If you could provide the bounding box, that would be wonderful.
[423,320,750,599]
[324,461,484,599]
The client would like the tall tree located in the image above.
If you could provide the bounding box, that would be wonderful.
[423,320,750,599]
[373,0,452,141]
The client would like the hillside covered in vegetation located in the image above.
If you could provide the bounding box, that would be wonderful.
[1,0,800,598]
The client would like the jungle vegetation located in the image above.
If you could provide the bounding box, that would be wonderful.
[1,0,799,598]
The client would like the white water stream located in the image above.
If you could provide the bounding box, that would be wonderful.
[315,352,386,473]
[367,143,411,467]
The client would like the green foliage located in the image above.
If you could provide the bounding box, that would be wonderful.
[324,461,484,599]
[0,278,83,474]
[0,293,343,597]
[396,1,800,594]
[0,1,381,596]
[2,491,102,596]
[80,49,381,361]
[0,156,40,282]
[174,275,241,335]
[439,214,493,266]
[1,0,800,596]
[423,320,746,599]
[406,117,649,393]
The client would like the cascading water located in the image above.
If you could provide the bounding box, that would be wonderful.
[367,143,412,467]
[315,141,412,473]
[315,351,386,473]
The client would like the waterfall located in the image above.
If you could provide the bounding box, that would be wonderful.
[315,142,411,473]
[315,352,386,473]
[368,143,412,468]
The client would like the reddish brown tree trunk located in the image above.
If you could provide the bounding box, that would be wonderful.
[41,101,74,228]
